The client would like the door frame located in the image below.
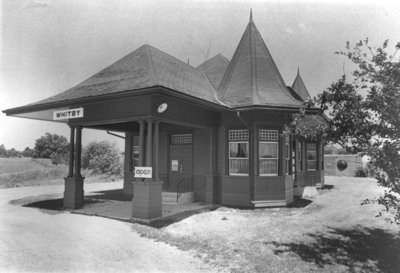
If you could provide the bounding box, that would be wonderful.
[167,132,194,192]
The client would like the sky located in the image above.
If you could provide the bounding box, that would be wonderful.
[1,0,400,151]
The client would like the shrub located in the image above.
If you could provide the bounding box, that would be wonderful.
[82,141,123,177]
[33,133,69,164]
[355,168,368,177]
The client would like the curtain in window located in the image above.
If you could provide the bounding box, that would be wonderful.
[259,142,278,175]
[229,142,249,174]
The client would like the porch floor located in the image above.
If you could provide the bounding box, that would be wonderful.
[71,189,209,224]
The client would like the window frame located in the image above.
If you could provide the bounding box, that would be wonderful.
[306,142,317,171]
[258,129,279,176]
[228,130,249,176]
[285,137,290,175]
[298,141,303,171]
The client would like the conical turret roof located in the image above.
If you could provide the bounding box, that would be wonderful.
[291,68,312,101]
[218,13,302,108]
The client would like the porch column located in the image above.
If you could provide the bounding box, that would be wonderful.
[132,118,163,221]
[249,127,255,205]
[138,120,145,167]
[206,128,218,204]
[68,126,75,177]
[124,132,134,196]
[146,119,153,170]
[75,126,82,178]
[64,125,84,209]
[153,120,160,181]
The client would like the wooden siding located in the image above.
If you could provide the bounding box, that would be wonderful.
[70,95,150,125]
[152,95,218,128]
[285,175,294,204]
[254,176,285,201]
[221,176,251,207]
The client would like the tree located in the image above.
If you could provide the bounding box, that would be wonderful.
[0,144,7,157]
[289,39,400,223]
[22,147,34,158]
[82,141,123,177]
[34,133,69,164]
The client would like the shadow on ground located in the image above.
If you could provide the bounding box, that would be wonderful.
[89,189,132,201]
[23,198,103,210]
[287,197,313,208]
[268,227,400,273]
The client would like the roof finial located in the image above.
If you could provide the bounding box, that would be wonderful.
[297,66,300,75]
[250,8,253,22]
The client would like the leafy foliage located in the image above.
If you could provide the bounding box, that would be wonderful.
[22,147,35,158]
[33,133,69,165]
[82,141,123,177]
[288,39,400,224]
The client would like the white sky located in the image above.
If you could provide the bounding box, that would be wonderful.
[1,0,400,151]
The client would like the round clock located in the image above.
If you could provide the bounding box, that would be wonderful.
[157,103,168,113]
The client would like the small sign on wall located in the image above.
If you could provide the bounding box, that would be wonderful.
[171,160,179,171]
[53,108,84,120]
[134,167,153,178]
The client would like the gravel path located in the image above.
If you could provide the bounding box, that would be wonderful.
[0,182,216,273]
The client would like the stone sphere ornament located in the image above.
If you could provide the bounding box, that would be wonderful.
[337,160,348,171]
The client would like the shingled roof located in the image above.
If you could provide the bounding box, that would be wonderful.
[23,44,222,108]
[217,13,302,108]
[291,68,312,101]
[4,12,310,117]
[196,54,230,89]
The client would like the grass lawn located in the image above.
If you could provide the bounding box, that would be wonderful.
[0,157,121,188]
[133,177,400,273]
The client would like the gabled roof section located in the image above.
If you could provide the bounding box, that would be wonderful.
[196,54,230,89]
[291,68,312,101]
[20,44,222,108]
[217,14,302,108]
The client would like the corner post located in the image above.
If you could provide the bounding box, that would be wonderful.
[124,132,134,196]
[64,125,84,209]
[68,126,75,177]
[132,118,163,221]
[153,120,160,181]
[138,120,145,167]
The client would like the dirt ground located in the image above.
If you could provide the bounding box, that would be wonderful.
[0,182,222,273]
[1,177,399,273]
[136,177,400,273]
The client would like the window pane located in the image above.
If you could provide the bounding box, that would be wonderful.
[260,159,278,174]
[308,160,317,170]
[230,159,249,174]
[229,142,249,158]
[259,142,278,158]
[307,143,317,170]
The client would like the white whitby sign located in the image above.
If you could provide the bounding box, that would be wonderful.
[134,167,153,178]
[53,108,84,120]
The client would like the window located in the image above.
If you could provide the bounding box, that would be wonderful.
[133,136,140,167]
[285,136,290,175]
[229,130,249,175]
[298,141,303,171]
[307,143,317,171]
[259,130,279,175]
[171,134,192,145]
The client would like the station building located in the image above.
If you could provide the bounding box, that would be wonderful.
[3,13,325,220]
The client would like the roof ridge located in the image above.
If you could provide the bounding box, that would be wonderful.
[145,44,197,71]
[144,44,159,85]
[218,20,251,96]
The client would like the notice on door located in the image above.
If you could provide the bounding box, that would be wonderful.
[171,160,179,171]
[134,167,152,178]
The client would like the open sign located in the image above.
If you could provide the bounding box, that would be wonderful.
[134,167,153,178]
